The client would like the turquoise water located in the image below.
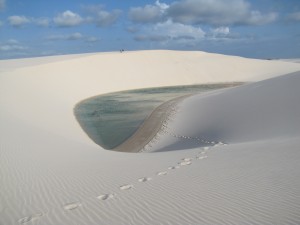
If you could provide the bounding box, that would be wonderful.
[74,83,242,150]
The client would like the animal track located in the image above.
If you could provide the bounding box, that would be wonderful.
[97,194,115,200]
[18,213,43,224]
[63,202,81,210]
[138,177,152,182]
[120,184,133,190]
[157,171,167,176]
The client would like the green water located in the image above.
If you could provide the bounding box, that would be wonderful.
[74,83,242,150]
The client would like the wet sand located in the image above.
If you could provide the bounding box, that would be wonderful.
[113,95,190,152]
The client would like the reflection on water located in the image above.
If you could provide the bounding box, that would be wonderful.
[74,83,242,150]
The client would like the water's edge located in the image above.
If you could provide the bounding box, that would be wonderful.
[114,94,190,152]
[74,83,244,151]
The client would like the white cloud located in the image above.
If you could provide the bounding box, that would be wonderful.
[246,11,277,25]
[8,15,31,27]
[211,27,230,36]
[206,26,250,42]
[126,26,139,33]
[0,45,26,51]
[155,20,205,38]
[287,12,300,22]
[47,32,84,41]
[0,40,28,52]
[40,50,59,56]
[46,33,98,42]
[35,18,50,27]
[129,0,169,23]
[155,0,169,11]
[0,0,5,11]
[134,20,246,46]
[6,16,50,28]
[167,0,277,26]
[129,5,162,23]
[83,5,121,27]
[134,34,169,42]
[94,9,121,27]
[206,26,237,40]
[68,32,84,40]
[53,10,84,27]
[86,36,99,42]
[7,39,19,44]
[46,34,65,41]
[135,19,205,44]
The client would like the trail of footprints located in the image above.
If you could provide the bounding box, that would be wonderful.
[18,213,43,224]
[18,142,226,224]
[140,105,227,152]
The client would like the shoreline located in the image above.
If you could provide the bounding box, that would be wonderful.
[113,83,244,153]
[75,82,244,151]
[2,50,300,147]
[113,94,191,153]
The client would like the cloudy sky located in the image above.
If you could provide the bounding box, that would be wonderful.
[0,0,299,59]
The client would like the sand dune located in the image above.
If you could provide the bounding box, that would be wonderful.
[146,71,300,152]
[1,50,300,225]
[1,50,300,147]
[279,58,300,63]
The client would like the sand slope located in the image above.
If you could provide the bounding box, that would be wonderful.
[146,71,300,152]
[1,51,300,225]
[1,50,300,147]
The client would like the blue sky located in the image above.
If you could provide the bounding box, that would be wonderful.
[0,0,299,59]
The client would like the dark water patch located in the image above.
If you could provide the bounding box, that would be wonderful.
[74,83,243,150]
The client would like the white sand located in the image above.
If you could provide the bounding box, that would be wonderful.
[279,58,300,63]
[1,50,300,147]
[1,50,300,224]
[145,71,300,152]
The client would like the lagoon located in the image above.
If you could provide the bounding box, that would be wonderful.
[74,83,242,150]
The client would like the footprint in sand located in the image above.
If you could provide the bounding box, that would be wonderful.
[97,194,115,200]
[19,213,43,224]
[168,166,180,170]
[182,158,192,162]
[120,184,133,190]
[157,171,167,176]
[63,202,81,210]
[138,177,152,182]
[179,161,192,166]
[214,141,227,147]
[196,156,208,160]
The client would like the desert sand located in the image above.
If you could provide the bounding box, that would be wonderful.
[279,58,300,63]
[1,50,300,225]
